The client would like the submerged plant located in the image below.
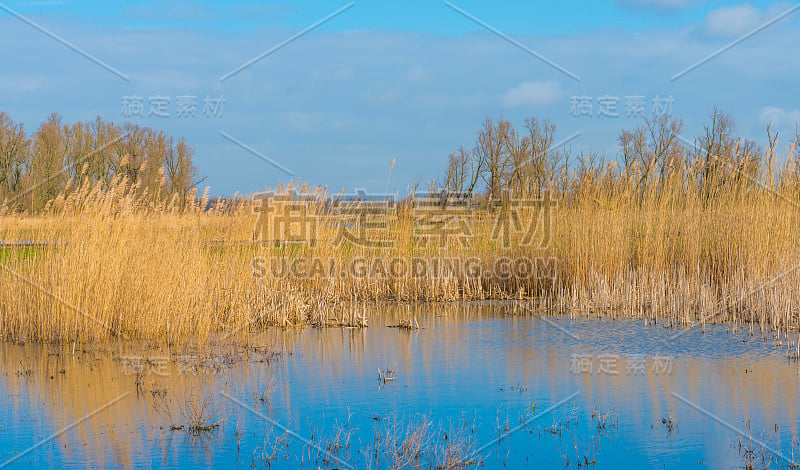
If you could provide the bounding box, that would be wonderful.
[153,392,221,435]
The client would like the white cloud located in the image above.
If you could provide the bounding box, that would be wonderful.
[615,0,704,13]
[0,74,50,93]
[1,13,800,194]
[760,106,800,127]
[279,112,360,133]
[703,4,762,37]
[404,67,429,85]
[702,3,797,38]
[502,81,564,108]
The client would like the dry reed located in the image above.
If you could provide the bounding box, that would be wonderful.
[0,150,799,344]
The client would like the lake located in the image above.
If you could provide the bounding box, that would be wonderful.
[1,303,799,469]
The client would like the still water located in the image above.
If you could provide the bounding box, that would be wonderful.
[1,304,799,469]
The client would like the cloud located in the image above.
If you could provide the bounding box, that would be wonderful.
[502,81,564,107]
[0,74,50,93]
[615,0,704,13]
[760,106,800,128]
[404,67,429,85]
[702,3,797,38]
[1,12,800,195]
[279,111,360,133]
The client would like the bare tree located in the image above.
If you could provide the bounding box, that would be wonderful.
[164,137,199,207]
[475,117,511,202]
[618,127,647,179]
[0,111,204,212]
[443,146,481,195]
[698,107,736,189]
[503,122,529,195]
[30,113,67,210]
[445,117,564,200]
[646,115,684,180]
[617,115,683,189]
[0,112,29,200]
[524,117,557,194]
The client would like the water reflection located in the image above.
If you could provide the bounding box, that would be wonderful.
[1,304,799,468]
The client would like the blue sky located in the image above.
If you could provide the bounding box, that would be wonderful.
[7,1,793,34]
[1,0,799,195]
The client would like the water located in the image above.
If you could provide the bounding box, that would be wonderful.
[1,304,799,469]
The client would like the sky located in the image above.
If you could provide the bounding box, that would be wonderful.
[1,0,799,196]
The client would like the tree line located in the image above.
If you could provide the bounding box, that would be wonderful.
[0,112,201,212]
[3,108,796,214]
[441,107,798,202]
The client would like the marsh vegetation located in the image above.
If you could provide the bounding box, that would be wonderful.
[0,109,798,344]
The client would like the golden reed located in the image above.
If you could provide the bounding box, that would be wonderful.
[1,153,798,344]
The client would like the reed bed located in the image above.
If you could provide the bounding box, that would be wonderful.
[0,151,799,344]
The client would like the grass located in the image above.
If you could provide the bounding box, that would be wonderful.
[0,246,48,263]
[366,415,481,469]
[0,148,799,345]
[152,392,220,435]
[661,410,678,437]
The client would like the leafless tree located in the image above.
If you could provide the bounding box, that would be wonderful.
[646,115,684,181]
[523,117,557,194]
[475,117,511,202]
[0,112,29,199]
[0,111,203,212]
[29,113,67,210]
[617,115,683,189]
[443,146,481,196]
[164,137,199,206]
[618,127,647,179]
[698,107,736,189]
[503,122,529,195]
